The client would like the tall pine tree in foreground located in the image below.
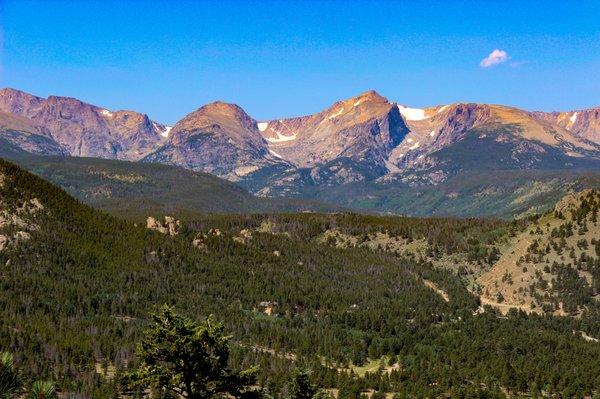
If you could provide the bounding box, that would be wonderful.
[125,305,260,398]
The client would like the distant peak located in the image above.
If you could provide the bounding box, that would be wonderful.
[0,87,43,100]
[201,101,242,110]
[177,100,257,130]
[330,90,389,111]
[200,101,246,114]
[355,90,387,102]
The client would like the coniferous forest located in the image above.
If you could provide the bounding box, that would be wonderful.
[1,158,600,398]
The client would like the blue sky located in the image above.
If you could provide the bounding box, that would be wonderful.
[1,0,599,124]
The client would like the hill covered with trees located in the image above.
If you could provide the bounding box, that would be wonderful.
[0,140,342,220]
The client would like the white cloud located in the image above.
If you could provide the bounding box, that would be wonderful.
[480,49,509,68]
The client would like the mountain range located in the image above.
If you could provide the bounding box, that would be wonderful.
[2,87,600,216]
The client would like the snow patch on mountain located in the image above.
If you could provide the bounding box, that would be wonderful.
[269,149,283,159]
[570,112,578,124]
[353,98,366,107]
[257,122,269,132]
[101,109,113,117]
[161,126,172,138]
[266,129,297,143]
[328,107,346,119]
[397,105,427,121]
[409,141,420,150]
[153,122,172,138]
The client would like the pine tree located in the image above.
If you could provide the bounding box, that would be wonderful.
[124,305,260,399]
[29,381,57,399]
[289,368,323,399]
[0,353,21,399]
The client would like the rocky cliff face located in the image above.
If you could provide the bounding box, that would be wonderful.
[0,88,168,160]
[532,108,600,144]
[0,110,68,155]
[144,102,279,180]
[258,91,408,169]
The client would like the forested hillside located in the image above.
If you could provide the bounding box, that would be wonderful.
[1,158,600,398]
[0,140,341,219]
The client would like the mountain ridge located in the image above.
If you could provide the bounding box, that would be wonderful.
[0,87,170,160]
[3,87,600,216]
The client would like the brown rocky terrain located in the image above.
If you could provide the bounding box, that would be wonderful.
[533,107,600,144]
[257,90,408,171]
[0,88,168,160]
[144,101,279,180]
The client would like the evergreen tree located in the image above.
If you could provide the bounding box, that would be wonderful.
[125,305,260,399]
[28,381,57,399]
[0,353,20,399]
[289,369,320,399]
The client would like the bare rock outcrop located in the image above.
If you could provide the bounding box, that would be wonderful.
[0,189,44,251]
[233,228,253,244]
[191,228,224,250]
[146,216,181,236]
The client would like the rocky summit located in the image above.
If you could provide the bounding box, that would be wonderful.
[143,101,277,180]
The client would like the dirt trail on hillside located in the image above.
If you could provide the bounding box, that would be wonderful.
[423,279,450,302]
[480,296,533,315]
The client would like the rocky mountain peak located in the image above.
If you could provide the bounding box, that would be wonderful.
[254,91,409,184]
[201,100,247,113]
[144,100,272,180]
[323,90,391,119]
[0,88,44,115]
[174,102,257,133]
[352,90,388,103]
